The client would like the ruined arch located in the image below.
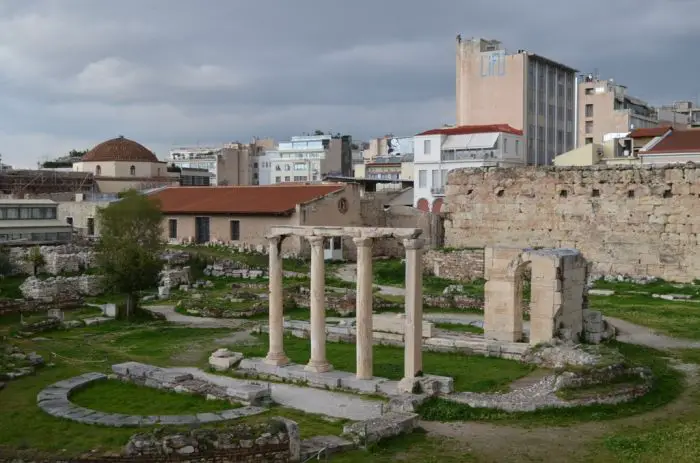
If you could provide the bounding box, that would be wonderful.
[431,198,444,213]
[416,198,429,212]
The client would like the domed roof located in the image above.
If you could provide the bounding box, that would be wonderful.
[82,136,159,163]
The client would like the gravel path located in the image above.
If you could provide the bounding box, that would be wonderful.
[145,305,247,329]
[605,316,700,350]
[170,367,384,421]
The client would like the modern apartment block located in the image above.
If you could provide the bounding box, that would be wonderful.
[657,101,700,129]
[456,36,578,165]
[267,134,353,184]
[577,74,658,146]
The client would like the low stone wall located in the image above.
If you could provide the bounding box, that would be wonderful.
[422,248,485,281]
[0,298,81,316]
[204,260,267,279]
[159,267,191,289]
[19,275,104,301]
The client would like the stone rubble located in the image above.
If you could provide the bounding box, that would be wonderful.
[10,245,96,276]
[19,275,104,301]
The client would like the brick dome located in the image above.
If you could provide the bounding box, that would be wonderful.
[82,136,158,163]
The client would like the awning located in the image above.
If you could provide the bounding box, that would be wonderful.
[441,133,499,150]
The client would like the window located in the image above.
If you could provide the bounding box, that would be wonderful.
[418,170,427,188]
[503,138,508,153]
[66,217,73,226]
[275,176,281,183]
[431,169,440,188]
[31,208,42,219]
[585,88,594,95]
[87,217,95,236]
[284,176,290,182]
[95,165,101,175]
[423,139,431,155]
[7,208,17,219]
[230,220,240,241]
[275,165,281,171]
[285,164,291,171]
[585,137,593,145]
[130,165,136,176]
[585,121,593,134]
[585,104,594,118]
[168,219,177,239]
[253,162,258,168]
[515,140,520,155]
[20,208,30,219]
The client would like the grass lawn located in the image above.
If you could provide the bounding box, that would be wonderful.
[417,342,683,426]
[0,275,26,300]
[434,322,484,334]
[169,244,310,273]
[589,294,700,340]
[232,334,534,393]
[70,379,238,415]
[0,320,347,457]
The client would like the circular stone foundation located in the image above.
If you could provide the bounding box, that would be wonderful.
[37,372,265,427]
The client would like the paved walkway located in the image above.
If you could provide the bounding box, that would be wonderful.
[172,367,385,421]
[605,316,700,350]
[334,263,405,296]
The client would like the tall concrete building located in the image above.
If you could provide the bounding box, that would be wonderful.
[456,36,578,165]
[657,101,700,129]
[577,74,658,146]
[266,134,353,184]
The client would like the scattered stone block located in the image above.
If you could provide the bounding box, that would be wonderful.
[208,349,244,371]
[373,314,434,338]
[588,289,615,296]
[342,412,418,445]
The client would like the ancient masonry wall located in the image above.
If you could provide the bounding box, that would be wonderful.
[443,164,700,282]
[422,248,485,281]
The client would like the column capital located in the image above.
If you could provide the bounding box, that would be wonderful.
[307,235,325,247]
[352,236,373,247]
[267,235,282,244]
[403,238,425,250]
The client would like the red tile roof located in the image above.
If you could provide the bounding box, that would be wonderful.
[417,124,523,136]
[628,126,672,139]
[150,184,345,215]
[642,129,700,154]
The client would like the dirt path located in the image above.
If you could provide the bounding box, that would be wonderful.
[144,305,249,329]
[334,263,406,296]
[605,316,700,350]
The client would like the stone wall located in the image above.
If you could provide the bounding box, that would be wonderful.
[444,165,700,282]
[19,275,104,301]
[422,248,485,281]
[10,245,96,276]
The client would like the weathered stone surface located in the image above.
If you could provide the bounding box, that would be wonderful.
[342,412,418,445]
[19,275,104,300]
[208,349,244,371]
[444,165,700,283]
[423,248,485,282]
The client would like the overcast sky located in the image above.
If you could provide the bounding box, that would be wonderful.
[1,0,698,167]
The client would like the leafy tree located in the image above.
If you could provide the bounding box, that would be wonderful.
[68,149,88,158]
[96,190,165,319]
[25,246,46,276]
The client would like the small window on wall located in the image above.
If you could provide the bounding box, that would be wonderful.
[230,220,240,241]
[423,139,431,155]
[168,219,177,239]
[87,217,95,236]
[95,165,102,175]
[130,165,136,176]
[66,217,74,226]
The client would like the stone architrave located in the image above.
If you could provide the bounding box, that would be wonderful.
[353,237,374,380]
[398,238,424,392]
[305,236,332,373]
[264,236,289,366]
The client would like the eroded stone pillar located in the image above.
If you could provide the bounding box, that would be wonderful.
[305,236,332,373]
[399,238,424,391]
[354,237,374,379]
[264,236,289,366]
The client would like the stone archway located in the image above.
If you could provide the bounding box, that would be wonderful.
[483,247,587,345]
[431,198,443,213]
[416,198,429,212]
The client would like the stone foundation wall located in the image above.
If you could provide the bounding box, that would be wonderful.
[422,248,485,281]
[159,267,191,289]
[444,165,700,282]
[19,275,104,301]
[0,299,81,316]
[10,245,96,276]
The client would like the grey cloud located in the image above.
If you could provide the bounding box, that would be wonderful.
[0,0,698,167]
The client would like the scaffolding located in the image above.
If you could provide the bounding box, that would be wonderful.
[0,169,96,196]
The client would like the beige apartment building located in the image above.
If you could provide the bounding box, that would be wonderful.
[577,75,658,146]
[456,36,578,165]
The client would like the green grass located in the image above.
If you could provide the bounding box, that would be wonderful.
[417,342,683,426]
[592,278,700,297]
[70,379,238,415]
[434,322,484,334]
[233,334,534,393]
[333,428,476,463]
[169,244,310,273]
[373,258,485,297]
[0,275,26,300]
[589,294,700,340]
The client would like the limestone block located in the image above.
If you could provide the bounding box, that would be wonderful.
[372,314,434,338]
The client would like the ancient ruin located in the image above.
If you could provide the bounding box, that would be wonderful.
[264,226,425,392]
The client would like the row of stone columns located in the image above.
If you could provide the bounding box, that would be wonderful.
[264,234,424,386]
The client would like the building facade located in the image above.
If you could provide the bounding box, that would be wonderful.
[412,124,525,213]
[267,134,352,184]
[456,36,577,165]
[657,101,700,129]
[0,199,73,245]
[577,75,658,146]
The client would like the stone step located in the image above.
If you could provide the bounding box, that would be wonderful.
[300,435,355,460]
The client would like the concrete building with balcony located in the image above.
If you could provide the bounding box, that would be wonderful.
[353,154,413,192]
[412,124,525,213]
[363,136,414,162]
[658,101,700,129]
[456,36,577,165]
[578,74,658,146]
[0,199,73,246]
[269,134,352,184]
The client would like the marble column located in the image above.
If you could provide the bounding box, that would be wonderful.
[264,236,289,366]
[353,237,374,380]
[401,238,424,385]
[305,236,332,373]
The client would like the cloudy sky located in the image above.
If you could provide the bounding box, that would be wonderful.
[0,0,697,167]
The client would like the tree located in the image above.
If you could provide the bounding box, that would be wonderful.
[0,245,14,278]
[96,190,165,319]
[25,246,46,276]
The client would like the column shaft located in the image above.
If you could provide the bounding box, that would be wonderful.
[403,238,424,379]
[354,237,374,379]
[264,236,289,366]
[305,236,332,373]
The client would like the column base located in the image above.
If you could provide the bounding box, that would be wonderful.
[355,373,373,381]
[264,352,290,366]
[397,377,422,394]
[304,360,333,373]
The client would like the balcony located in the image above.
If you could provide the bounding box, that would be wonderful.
[440,150,497,162]
[430,186,445,196]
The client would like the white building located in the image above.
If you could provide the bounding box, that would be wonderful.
[413,124,525,213]
[251,150,277,185]
[269,134,352,184]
